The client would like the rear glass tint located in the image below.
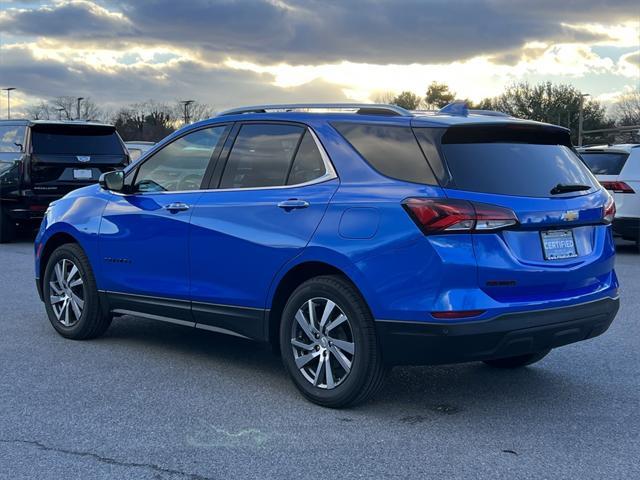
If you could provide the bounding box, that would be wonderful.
[580,152,629,175]
[31,126,123,155]
[332,123,437,185]
[440,143,598,197]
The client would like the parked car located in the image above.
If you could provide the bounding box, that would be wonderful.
[0,120,129,242]
[34,103,619,407]
[578,144,639,246]
[125,141,155,162]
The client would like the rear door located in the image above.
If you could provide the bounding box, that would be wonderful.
[29,124,128,199]
[415,124,615,303]
[189,122,338,339]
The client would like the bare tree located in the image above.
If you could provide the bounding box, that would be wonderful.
[174,101,215,124]
[371,91,397,104]
[112,101,177,142]
[25,101,52,120]
[613,91,640,126]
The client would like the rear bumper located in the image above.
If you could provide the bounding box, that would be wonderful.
[613,217,640,241]
[376,296,619,366]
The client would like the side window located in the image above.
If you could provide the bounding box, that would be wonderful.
[0,125,26,153]
[220,124,304,189]
[134,126,226,193]
[286,131,326,185]
[333,122,438,185]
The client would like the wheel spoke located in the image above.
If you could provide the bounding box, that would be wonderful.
[50,294,65,304]
[325,355,335,389]
[295,310,315,341]
[69,297,82,320]
[63,299,71,326]
[330,345,352,372]
[313,355,325,386]
[54,262,64,285]
[319,300,335,330]
[49,281,64,295]
[295,350,320,369]
[291,338,314,351]
[70,292,84,310]
[66,264,79,284]
[329,338,354,355]
[325,314,347,333]
[307,300,317,330]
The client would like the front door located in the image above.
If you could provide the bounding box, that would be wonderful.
[98,125,230,320]
[189,123,338,338]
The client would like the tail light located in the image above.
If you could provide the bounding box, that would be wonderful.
[603,196,616,224]
[402,198,518,234]
[600,181,635,193]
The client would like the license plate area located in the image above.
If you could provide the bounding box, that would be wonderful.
[541,229,578,260]
[73,169,93,180]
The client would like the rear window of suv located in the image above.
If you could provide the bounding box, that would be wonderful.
[580,152,629,175]
[31,125,124,155]
[431,125,599,198]
[332,123,437,185]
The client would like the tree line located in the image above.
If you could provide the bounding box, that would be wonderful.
[24,82,640,144]
[377,82,639,144]
[25,97,215,142]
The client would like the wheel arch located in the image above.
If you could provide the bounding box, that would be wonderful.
[266,260,368,348]
[38,231,81,292]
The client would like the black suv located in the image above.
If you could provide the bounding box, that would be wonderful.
[0,120,129,242]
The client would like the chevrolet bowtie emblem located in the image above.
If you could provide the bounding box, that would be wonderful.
[561,210,579,222]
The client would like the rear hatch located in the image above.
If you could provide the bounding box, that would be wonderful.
[419,123,615,304]
[579,149,636,216]
[29,123,128,197]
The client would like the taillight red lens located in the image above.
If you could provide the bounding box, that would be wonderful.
[603,196,616,224]
[402,198,518,234]
[600,181,635,193]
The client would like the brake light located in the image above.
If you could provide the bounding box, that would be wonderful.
[603,196,616,224]
[402,198,518,234]
[600,181,635,193]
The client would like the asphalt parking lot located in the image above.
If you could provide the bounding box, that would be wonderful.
[0,237,638,480]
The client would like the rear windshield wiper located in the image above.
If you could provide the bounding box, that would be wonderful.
[550,183,592,195]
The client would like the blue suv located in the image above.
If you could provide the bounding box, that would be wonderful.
[34,103,620,407]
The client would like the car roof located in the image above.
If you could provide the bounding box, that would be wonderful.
[578,144,640,154]
[0,119,114,128]
[189,107,567,131]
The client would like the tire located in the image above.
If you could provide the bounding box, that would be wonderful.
[280,275,386,408]
[483,349,550,369]
[42,243,112,339]
[0,209,16,243]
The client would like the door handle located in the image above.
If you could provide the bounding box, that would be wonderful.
[277,199,309,211]
[164,202,190,212]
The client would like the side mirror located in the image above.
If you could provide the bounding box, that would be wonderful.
[99,170,125,192]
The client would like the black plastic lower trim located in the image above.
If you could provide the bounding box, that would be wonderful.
[613,217,640,241]
[376,296,620,366]
[99,291,269,341]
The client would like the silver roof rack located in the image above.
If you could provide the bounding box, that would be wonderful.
[218,103,413,117]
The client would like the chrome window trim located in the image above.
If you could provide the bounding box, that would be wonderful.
[118,125,338,195]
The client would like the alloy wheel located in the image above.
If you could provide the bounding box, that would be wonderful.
[49,258,85,327]
[290,297,355,389]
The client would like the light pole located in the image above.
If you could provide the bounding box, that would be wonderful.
[180,100,195,125]
[578,93,590,147]
[2,87,16,119]
[76,97,84,120]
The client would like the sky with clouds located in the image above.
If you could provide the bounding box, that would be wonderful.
[0,0,638,117]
